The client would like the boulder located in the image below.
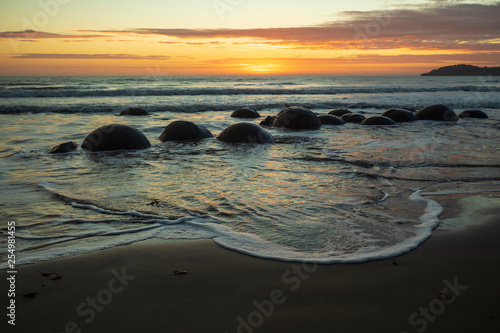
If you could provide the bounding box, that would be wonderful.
[49,141,77,154]
[81,124,151,151]
[272,106,321,130]
[231,107,261,118]
[260,116,276,127]
[458,110,489,119]
[318,115,346,125]
[328,108,352,117]
[415,104,458,121]
[341,113,366,123]
[119,107,149,116]
[361,116,398,126]
[159,121,213,142]
[217,123,274,144]
[381,109,417,122]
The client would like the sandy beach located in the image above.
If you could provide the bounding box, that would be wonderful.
[2,196,499,333]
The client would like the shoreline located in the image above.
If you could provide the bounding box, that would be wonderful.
[2,197,500,333]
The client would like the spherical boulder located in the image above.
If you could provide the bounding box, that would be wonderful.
[361,116,398,126]
[318,115,346,125]
[381,109,417,122]
[260,116,276,127]
[49,141,78,154]
[272,106,321,130]
[159,121,213,142]
[231,107,261,118]
[119,107,149,116]
[81,124,151,151]
[341,113,366,124]
[328,108,352,117]
[458,110,489,119]
[415,104,458,121]
[217,123,274,144]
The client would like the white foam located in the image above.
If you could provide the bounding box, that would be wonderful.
[1,188,446,268]
[421,189,500,196]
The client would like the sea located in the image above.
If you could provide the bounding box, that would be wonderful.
[1,75,499,268]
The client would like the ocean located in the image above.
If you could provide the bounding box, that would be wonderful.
[1,75,499,267]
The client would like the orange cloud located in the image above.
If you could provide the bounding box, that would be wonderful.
[80,3,500,52]
[10,53,169,60]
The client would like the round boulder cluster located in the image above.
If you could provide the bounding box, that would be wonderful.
[217,123,274,144]
[82,124,151,151]
[50,103,491,153]
[159,121,213,142]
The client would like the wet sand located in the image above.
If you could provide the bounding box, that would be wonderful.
[2,201,500,333]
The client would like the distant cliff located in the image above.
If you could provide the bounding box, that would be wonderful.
[421,64,500,76]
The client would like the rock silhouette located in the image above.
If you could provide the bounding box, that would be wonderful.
[82,124,151,151]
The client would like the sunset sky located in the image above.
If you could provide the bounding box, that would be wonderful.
[0,0,499,76]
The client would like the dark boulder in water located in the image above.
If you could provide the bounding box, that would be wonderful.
[119,107,149,116]
[458,110,489,119]
[318,115,346,125]
[415,104,458,121]
[381,109,417,122]
[341,113,366,123]
[328,108,352,117]
[361,116,398,126]
[231,107,261,118]
[273,106,321,130]
[217,123,274,144]
[81,124,151,151]
[260,116,277,127]
[49,141,77,154]
[159,121,213,142]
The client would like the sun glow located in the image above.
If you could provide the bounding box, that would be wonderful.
[244,64,280,73]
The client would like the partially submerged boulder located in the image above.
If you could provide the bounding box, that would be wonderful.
[381,109,417,122]
[361,116,398,126]
[341,113,366,124]
[260,116,276,127]
[49,141,77,154]
[119,107,149,116]
[458,110,489,119]
[318,115,346,125]
[273,106,321,130]
[81,124,151,151]
[231,107,261,118]
[328,108,352,117]
[159,121,213,142]
[217,123,274,144]
[415,104,458,121]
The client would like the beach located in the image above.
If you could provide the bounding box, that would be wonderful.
[2,196,499,333]
[1,75,499,332]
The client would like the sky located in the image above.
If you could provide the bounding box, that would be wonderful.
[0,0,499,76]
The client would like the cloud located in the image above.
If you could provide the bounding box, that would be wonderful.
[10,53,170,60]
[0,30,103,40]
[1,2,498,54]
[87,2,499,51]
